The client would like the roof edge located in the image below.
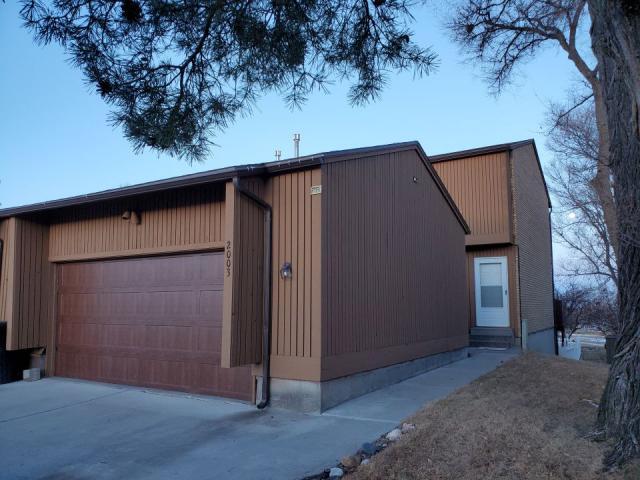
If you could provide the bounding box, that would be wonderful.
[314,140,470,233]
[429,139,534,163]
[414,143,471,234]
[0,139,472,234]
[517,140,552,209]
[0,141,424,219]
[0,164,265,218]
[429,138,551,209]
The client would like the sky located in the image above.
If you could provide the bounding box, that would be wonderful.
[0,1,582,266]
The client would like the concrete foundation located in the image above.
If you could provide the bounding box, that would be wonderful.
[257,347,468,412]
[527,327,555,354]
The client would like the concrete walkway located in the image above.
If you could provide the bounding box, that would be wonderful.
[0,349,517,480]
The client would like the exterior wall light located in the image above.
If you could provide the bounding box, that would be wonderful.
[122,210,141,224]
[131,211,142,225]
[280,262,293,279]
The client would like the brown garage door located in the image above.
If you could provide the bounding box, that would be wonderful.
[55,252,253,401]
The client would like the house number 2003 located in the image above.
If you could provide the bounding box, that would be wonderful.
[225,240,232,277]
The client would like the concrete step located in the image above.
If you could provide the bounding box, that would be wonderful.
[470,338,514,349]
[470,326,514,337]
[469,327,515,349]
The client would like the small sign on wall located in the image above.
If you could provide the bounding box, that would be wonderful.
[310,185,322,195]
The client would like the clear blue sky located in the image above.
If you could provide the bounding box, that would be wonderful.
[0,3,577,218]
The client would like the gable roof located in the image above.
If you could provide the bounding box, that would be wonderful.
[0,141,470,233]
[429,139,551,209]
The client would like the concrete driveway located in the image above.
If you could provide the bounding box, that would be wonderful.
[0,349,517,480]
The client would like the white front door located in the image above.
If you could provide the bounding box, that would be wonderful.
[474,256,509,327]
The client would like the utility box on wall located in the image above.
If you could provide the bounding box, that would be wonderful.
[521,319,529,351]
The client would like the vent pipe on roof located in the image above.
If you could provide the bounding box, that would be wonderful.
[274,149,282,161]
[293,133,300,158]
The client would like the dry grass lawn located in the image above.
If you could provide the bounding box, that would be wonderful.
[349,353,640,480]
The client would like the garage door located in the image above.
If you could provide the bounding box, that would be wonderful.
[55,252,253,401]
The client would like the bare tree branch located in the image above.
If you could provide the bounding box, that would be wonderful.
[448,0,619,261]
[546,99,618,287]
[548,92,594,131]
[556,281,619,337]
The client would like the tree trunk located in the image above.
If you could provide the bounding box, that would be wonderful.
[589,0,640,467]
[592,89,620,265]
[561,10,619,264]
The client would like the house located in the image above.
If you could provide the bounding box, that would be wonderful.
[0,142,471,412]
[430,139,555,353]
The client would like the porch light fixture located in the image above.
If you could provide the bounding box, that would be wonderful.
[131,211,141,225]
[280,262,293,279]
[122,210,141,224]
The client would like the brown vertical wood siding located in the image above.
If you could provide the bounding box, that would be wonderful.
[321,150,468,381]
[224,169,323,381]
[1,218,54,350]
[222,179,264,368]
[0,218,17,333]
[263,169,323,380]
[48,184,225,262]
[466,245,520,337]
[511,144,554,333]
[432,152,512,245]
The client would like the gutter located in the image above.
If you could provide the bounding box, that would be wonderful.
[0,165,266,219]
[232,177,272,409]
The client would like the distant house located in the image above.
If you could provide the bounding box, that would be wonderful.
[0,142,471,411]
[431,139,555,353]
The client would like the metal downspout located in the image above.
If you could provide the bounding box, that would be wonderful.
[549,206,558,355]
[232,177,272,409]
